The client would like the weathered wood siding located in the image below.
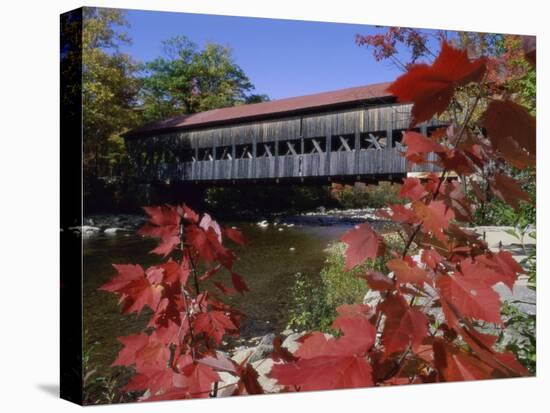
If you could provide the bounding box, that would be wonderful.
[126,102,444,182]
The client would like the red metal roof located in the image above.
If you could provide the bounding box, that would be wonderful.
[126,82,393,138]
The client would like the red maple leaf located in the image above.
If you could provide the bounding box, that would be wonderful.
[489,173,531,209]
[388,41,486,125]
[437,262,503,325]
[224,227,248,246]
[413,200,455,242]
[271,355,373,391]
[402,131,447,163]
[400,177,428,202]
[387,258,432,286]
[100,264,163,314]
[341,223,381,270]
[483,100,535,156]
[193,311,237,344]
[380,294,429,356]
[175,362,220,398]
[231,272,249,294]
[433,339,493,382]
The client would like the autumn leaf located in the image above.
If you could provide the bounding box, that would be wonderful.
[193,311,237,344]
[483,100,535,156]
[175,362,220,397]
[271,355,373,391]
[489,173,531,209]
[387,257,432,286]
[437,262,503,325]
[402,131,447,163]
[413,200,455,242]
[433,339,494,382]
[388,41,486,125]
[380,294,429,356]
[224,227,248,246]
[399,177,428,202]
[231,272,249,294]
[341,223,382,270]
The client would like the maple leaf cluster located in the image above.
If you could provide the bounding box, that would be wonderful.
[99,204,264,401]
[270,41,534,390]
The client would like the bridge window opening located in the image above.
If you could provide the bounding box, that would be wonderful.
[303,137,325,154]
[257,142,274,157]
[198,148,213,161]
[217,146,233,160]
[392,126,422,148]
[235,144,252,159]
[361,131,387,150]
[279,139,301,156]
[178,149,195,162]
[332,134,355,152]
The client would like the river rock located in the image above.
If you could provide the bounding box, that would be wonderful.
[251,358,282,393]
[216,372,240,397]
[79,225,101,235]
[231,347,254,365]
[103,227,130,235]
[282,332,306,353]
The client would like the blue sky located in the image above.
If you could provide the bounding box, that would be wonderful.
[118,9,440,100]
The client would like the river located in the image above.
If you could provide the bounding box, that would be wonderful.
[82,220,365,371]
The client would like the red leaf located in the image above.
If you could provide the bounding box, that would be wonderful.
[295,315,376,359]
[176,362,220,397]
[413,200,455,242]
[341,223,381,270]
[483,100,535,156]
[213,282,237,295]
[187,225,235,268]
[380,294,429,356]
[361,269,394,291]
[113,332,170,372]
[231,272,249,294]
[387,258,432,286]
[400,177,428,202]
[150,235,180,257]
[433,339,493,382]
[224,227,248,246]
[178,204,199,224]
[99,264,144,293]
[437,262,503,325]
[490,173,531,209]
[144,205,180,227]
[193,311,237,344]
[239,364,264,395]
[119,277,163,314]
[388,41,486,125]
[100,264,163,314]
[271,355,373,391]
[421,249,443,270]
[381,204,419,224]
[402,131,447,162]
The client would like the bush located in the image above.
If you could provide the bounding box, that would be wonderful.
[287,233,404,332]
[331,181,403,209]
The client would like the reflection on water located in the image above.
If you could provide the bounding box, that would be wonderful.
[83,222,355,370]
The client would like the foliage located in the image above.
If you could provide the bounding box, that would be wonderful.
[330,182,403,209]
[82,331,134,404]
[82,8,141,178]
[270,41,535,390]
[288,235,406,332]
[140,36,266,123]
[99,205,266,402]
[205,185,337,217]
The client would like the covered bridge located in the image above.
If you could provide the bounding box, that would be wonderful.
[124,82,443,184]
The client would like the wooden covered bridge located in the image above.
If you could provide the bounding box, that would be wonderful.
[124,82,442,185]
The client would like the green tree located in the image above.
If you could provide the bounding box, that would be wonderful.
[140,36,265,122]
[82,7,140,178]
